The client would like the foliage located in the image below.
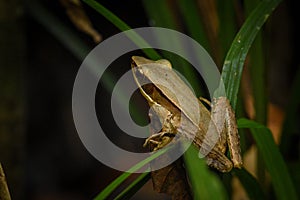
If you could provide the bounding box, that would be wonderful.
[79,0,298,199]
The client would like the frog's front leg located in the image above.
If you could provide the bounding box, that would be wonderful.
[143,131,176,151]
[145,103,178,151]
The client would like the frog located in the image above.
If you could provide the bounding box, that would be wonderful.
[131,56,242,172]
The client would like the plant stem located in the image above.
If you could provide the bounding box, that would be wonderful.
[0,164,11,200]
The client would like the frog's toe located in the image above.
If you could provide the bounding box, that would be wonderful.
[143,138,159,147]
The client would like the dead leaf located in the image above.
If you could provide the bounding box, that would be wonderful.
[147,88,192,200]
[59,0,102,43]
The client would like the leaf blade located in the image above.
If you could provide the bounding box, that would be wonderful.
[184,145,228,200]
[93,146,171,200]
[114,173,151,200]
[220,0,282,109]
[82,0,160,60]
[237,118,298,200]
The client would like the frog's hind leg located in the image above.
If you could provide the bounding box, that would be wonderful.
[205,150,233,173]
[224,99,243,168]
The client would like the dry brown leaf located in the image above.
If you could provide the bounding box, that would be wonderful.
[148,102,192,200]
[59,0,102,43]
[150,157,192,200]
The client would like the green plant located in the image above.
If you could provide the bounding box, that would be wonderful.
[79,0,298,199]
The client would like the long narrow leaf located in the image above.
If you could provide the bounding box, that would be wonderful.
[176,0,211,97]
[184,145,228,200]
[82,0,160,60]
[177,0,211,53]
[142,0,202,95]
[220,0,282,109]
[94,146,171,200]
[244,0,269,185]
[237,118,298,200]
[216,0,237,61]
[115,173,151,200]
[244,0,268,124]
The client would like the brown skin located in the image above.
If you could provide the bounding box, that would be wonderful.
[131,56,242,172]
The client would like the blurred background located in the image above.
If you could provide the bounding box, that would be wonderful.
[0,0,299,199]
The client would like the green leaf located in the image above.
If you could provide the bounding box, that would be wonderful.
[184,145,228,200]
[237,118,298,200]
[82,0,160,60]
[142,0,203,95]
[115,173,151,200]
[177,0,211,53]
[94,146,171,200]
[216,0,237,61]
[176,0,212,97]
[244,0,269,185]
[244,0,268,125]
[219,0,282,109]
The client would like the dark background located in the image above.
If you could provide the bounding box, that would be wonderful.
[0,0,299,199]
